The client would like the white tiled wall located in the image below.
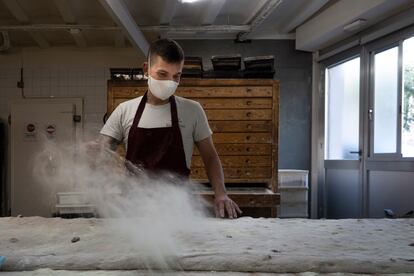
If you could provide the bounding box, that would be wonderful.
[0,66,109,138]
[0,47,142,138]
[0,47,142,214]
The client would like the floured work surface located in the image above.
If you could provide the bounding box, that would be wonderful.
[1,217,414,274]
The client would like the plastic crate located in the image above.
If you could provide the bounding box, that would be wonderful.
[278,169,309,188]
[278,202,308,218]
[280,187,308,203]
[55,204,96,215]
[56,192,88,205]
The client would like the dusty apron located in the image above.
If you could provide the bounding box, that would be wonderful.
[125,92,190,178]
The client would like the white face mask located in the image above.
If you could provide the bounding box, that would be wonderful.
[147,76,178,101]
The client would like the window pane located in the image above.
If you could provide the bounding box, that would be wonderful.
[402,36,414,157]
[374,47,398,154]
[325,57,360,160]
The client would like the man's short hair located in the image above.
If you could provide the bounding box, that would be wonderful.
[148,39,184,65]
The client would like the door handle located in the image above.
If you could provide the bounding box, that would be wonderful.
[349,150,362,155]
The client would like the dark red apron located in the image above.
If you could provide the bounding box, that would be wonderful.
[125,92,190,178]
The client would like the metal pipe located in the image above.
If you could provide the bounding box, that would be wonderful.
[0,24,251,33]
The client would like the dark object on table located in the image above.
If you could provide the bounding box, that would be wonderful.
[384,209,414,218]
[183,56,203,78]
[243,55,275,79]
[71,236,80,243]
[211,54,242,71]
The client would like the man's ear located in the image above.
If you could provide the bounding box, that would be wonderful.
[143,61,149,76]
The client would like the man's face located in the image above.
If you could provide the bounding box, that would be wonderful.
[144,55,184,83]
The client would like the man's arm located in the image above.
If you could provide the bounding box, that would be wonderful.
[195,136,242,219]
[99,134,120,151]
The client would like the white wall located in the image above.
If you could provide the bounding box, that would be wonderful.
[0,47,142,137]
[0,47,143,215]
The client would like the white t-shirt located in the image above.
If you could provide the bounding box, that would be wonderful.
[100,96,212,168]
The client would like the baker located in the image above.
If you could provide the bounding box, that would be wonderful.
[100,39,241,219]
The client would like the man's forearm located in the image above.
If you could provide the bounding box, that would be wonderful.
[204,155,227,196]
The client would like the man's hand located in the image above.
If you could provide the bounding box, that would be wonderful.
[214,193,242,219]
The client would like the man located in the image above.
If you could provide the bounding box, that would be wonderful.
[100,39,241,219]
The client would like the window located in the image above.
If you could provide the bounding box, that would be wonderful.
[402,36,414,157]
[325,57,360,160]
[371,35,414,158]
[373,47,399,154]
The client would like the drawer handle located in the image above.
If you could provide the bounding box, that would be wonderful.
[246,88,252,93]
[246,124,252,129]
[134,89,139,94]
[246,136,251,140]
[246,112,252,117]
[246,100,252,106]
[245,159,251,164]
[246,147,251,152]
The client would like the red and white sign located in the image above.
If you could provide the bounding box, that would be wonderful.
[46,125,56,134]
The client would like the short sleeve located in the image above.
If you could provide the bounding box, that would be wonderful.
[193,102,213,142]
[100,104,124,142]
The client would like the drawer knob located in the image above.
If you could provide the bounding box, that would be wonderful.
[246,136,251,140]
[246,147,251,152]
[246,100,252,106]
[134,89,139,94]
[246,88,252,93]
[245,159,251,164]
[246,112,252,117]
[246,124,252,129]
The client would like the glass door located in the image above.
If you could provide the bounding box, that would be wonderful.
[323,56,363,218]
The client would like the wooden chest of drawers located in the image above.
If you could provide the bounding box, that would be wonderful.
[106,79,280,216]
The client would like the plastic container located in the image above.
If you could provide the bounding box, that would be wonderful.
[56,192,87,205]
[278,202,308,218]
[55,204,96,215]
[278,169,309,188]
[280,186,308,203]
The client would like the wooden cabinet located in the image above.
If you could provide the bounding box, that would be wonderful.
[107,79,280,217]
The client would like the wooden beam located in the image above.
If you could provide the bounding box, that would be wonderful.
[52,0,88,47]
[98,0,149,55]
[29,31,50,48]
[2,0,29,23]
[201,0,225,25]
[238,0,282,41]
[69,28,87,47]
[2,0,50,48]
[160,0,178,25]
[53,0,76,23]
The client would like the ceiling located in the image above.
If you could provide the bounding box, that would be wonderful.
[0,0,413,53]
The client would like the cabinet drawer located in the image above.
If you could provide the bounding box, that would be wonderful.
[195,98,272,109]
[192,155,271,167]
[111,86,273,98]
[209,121,272,132]
[205,109,272,120]
[213,133,272,143]
[191,167,272,179]
[112,87,146,97]
[177,86,272,97]
[193,143,271,156]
